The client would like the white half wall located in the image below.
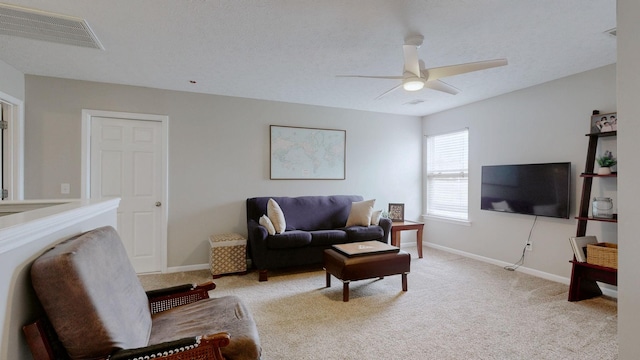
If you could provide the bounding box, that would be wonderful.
[423,64,617,280]
[24,76,423,268]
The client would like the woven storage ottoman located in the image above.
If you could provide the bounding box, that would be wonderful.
[209,233,247,277]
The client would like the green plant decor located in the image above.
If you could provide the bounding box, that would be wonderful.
[596,150,617,167]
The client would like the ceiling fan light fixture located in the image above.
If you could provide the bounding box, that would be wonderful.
[403,78,424,91]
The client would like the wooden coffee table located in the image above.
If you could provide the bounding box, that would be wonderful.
[323,241,411,302]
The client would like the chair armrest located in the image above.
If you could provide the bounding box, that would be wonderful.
[145,284,195,298]
[147,281,216,314]
[110,333,231,360]
[23,318,68,360]
[24,317,231,360]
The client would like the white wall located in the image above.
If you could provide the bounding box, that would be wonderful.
[423,64,617,279]
[0,59,24,101]
[24,75,423,268]
[617,0,640,357]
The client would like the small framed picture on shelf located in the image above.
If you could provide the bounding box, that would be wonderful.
[388,203,405,222]
[590,112,617,134]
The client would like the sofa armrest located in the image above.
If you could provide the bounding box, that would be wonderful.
[147,282,216,314]
[379,217,392,243]
[247,219,269,269]
[110,333,230,360]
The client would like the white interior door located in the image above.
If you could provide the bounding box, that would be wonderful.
[90,116,165,273]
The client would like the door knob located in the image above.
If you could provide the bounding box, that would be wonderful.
[155,201,162,207]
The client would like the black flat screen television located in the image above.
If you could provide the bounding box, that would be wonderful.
[480,162,571,219]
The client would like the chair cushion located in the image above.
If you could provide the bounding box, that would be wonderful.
[150,296,261,360]
[30,226,152,360]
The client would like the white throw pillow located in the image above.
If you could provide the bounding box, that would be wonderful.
[346,199,375,227]
[259,215,276,235]
[267,198,286,234]
[370,209,382,225]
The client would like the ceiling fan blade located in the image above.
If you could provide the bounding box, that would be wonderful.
[425,59,508,81]
[402,44,421,77]
[336,75,404,80]
[424,80,460,95]
[374,84,403,100]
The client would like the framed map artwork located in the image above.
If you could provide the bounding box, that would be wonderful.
[270,125,346,180]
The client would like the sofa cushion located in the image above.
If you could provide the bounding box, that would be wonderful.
[30,226,152,360]
[267,198,286,234]
[266,230,312,249]
[150,296,261,360]
[346,199,375,227]
[309,229,349,246]
[344,226,385,242]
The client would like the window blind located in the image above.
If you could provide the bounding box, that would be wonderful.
[425,129,469,220]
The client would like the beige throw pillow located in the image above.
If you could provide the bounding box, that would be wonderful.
[346,199,375,227]
[370,209,382,225]
[267,198,286,234]
[259,215,276,235]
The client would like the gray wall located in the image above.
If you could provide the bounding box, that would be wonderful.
[423,64,617,280]
[617,0,640,357]
[24,75,423,268]
[0,59,24,100]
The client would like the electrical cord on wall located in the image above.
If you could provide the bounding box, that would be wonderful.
[504,216,538,271]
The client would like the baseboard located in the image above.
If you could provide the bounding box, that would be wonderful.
[166,263,209,273]
[424,242,618,299]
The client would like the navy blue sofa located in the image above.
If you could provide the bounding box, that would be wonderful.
[246,195,391,281]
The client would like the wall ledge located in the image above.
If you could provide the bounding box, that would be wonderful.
[0,198,120,255]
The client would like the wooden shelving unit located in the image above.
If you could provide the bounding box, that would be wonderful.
[568,131,617,301]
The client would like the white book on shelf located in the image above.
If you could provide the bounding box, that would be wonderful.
[569,236,599,262]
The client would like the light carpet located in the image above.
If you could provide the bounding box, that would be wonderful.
[139,247,617,360]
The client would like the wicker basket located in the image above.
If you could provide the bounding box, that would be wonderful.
[586,242,618,269]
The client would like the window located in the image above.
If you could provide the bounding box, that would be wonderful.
[425,129,469,221]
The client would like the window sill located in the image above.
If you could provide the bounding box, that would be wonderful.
[421,214,471,226]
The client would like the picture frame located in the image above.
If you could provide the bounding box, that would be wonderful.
[590,112,617,134]
[270,125,346,180]
[388,203,405,222]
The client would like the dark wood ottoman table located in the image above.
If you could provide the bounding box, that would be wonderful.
[323,241,411,302]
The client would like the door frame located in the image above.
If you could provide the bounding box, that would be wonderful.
[81,109,169,272]
[0,90,24,201]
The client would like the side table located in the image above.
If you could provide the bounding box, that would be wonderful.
[391,221,425,258]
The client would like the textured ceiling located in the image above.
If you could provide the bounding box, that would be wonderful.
[0,0,617,117]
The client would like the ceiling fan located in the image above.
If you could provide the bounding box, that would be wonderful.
[337,35,508,100]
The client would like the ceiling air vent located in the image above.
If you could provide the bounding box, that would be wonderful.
[0,3,103,49]
[604,27,616,37]
[403,99,425,106]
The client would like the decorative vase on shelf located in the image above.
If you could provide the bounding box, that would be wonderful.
[597,167,612,175]
[592,197,614,219]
